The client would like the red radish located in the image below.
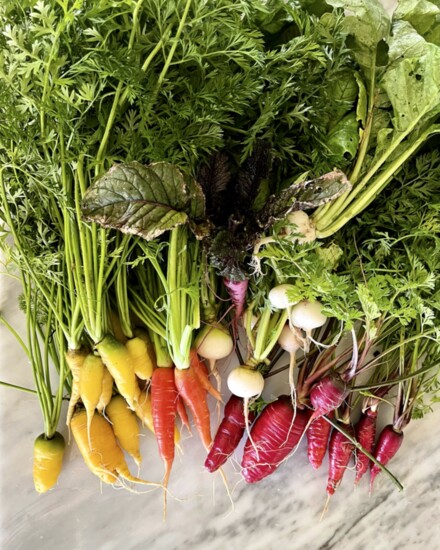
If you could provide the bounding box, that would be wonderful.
[224,278,248,323]
[370,425,404,492]
[307,411,334,470]
[241,396,309,483]
[205,395,256,473]
[327,424,355,496]
[354,408,377,484]
[309,372,349,421]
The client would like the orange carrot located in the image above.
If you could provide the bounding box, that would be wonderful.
[190,350,222,402]
[151,367,178,491]
[176,395,191,432]
[174,361,212,451]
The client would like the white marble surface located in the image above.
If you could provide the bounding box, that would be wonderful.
[2,271,440,550]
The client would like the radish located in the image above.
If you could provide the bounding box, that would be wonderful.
[354,408,377,485]
[268,284,296,310]
[195,324,234,391]
[307,411,334,470]
[309,372,349,421]
[278,323,304,410]
[227,366,265,454]
[370,425,404,492]
[252,211,316,272]
[241,396,309,483]
[327,424,355,496]
[289,299,326,333]
[204,395,256,473]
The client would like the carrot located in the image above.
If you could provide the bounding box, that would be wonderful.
[205,395,256,473]
[176,395,191,432]
[241,396,308,483]
[370,424,404,492]
[33,432,65,493]
[96,334,140,410]
[108,309,128,344]
[65,348,88,428]
[126,336,155,381]
[106,395,142,466]
[79,353,105,444]
[151,367,178,491]
[326,424,355,496]
[71,410,159,487]
[190,349,222,402]
[174,363,212,451]
[309,372,349,421]
[224,278,248,323]
[97,367,114,413]
[307,411,334,470]
[136,388,181,444]
[354,408,377,484]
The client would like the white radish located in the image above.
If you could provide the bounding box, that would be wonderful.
[268,284,296,310]
[283,211,316,244]
[289,300,327,331]
[252,211,316,273]
[195,324,234,392]
[227,366,264,459]
[278,324,304,412]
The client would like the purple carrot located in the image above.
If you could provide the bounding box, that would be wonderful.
[327,424,355,496]
[224,278,248,322]
[354,408,377,484]
[307,411,334,470]
[370,424,404,492]
[241,396,309,483]
[204,395,256,473]
[309,372,349,421]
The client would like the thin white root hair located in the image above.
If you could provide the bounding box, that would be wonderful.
[244,397,259,461]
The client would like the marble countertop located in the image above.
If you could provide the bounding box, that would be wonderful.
[2,271,440,550]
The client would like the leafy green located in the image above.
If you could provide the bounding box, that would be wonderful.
[394,0,440,45]
[81,162,205,240]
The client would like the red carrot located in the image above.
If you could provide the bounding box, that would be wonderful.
[327,424,355,496]
[190,349,222,402]
[370,424,404,492]
[241,396,308,483]
[307,411,334,470]
[175,363,212,451]
[151,367,178,490]
[354,408,377,484]
[205,395,256,473]
[224,278,248,322]
[309,372,349,421]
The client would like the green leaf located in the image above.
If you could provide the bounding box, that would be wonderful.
[381,40,440,133]
[81,162,205,241]
[394,0,440,45]
[326,0,391,77]
[258,170,351,228]
[327,112,360,161]
[354,71,368,127]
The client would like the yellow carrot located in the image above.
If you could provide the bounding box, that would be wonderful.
[108,309,128,344]
[106,395,142,466]
[65,348,88,428]
[96,335,140,409]
[33,432,65,493]
[97,367,114,413]
[71,410,160,487]
[126,336,155,381]
[79,353,105,444]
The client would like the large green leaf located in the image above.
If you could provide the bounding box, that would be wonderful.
[394,0,440,45]
[81,161,205,240]
[327,112,360,161]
